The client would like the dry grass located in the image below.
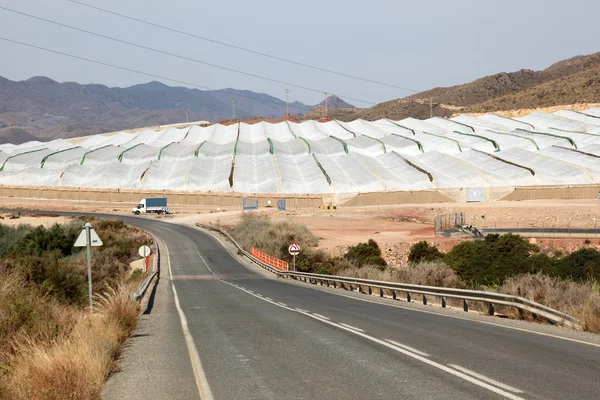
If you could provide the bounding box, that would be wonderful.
[5,287,139,400]
[231,212,318,260]
[496,274,600,332]
[338,260,461,288]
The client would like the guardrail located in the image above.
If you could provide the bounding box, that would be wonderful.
[196,223,579,328]
[132,233,160,302]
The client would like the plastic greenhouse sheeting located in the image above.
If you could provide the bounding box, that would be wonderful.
[196,142,234,158]
[465,130,538,151]
[403,152,488,189]
[180,126,213,146]
[315,154,383,193]
[344,136,386,156]
[235,139,271,156]
[205,124,239,145]
[119,144,161,165]
[146,127,189,147]
[373,120,461,154]
[274,154,330,194]
[158,143,197,161]
[80,145,122,166]
[451,115,511,132]
[302,137,346,155]
[61,160,151,188]
[338,119,390,138]
[270,138,309,155]
[478,114,535,131]
[582,108,600,118]
[287,121,329,141]
[239,122,268,143]
[354,153,434,191]
[517,111,587,132]
[578,144,600,156]
[139,159,194,190]
[42,147,87,169]
[264,122,296,142]
[314,121,355,139]
[425,117,476,133]
[538,147,600,181]
[232,154,278,193]
[0,151,8,165]
[394,118,446,135]
[454,150,538,187]
[503,130,567,149]
[186,156,232,192]
[378,135,422,155]
[553,110,600,128]
[490,148,594,185]
[0,148,54,173]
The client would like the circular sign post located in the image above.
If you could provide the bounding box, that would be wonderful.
[288,242,301,271]
[139,245,152,273]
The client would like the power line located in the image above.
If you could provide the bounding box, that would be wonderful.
[0,6,376,106]
[67,0,420,94]
[0,36,316,111]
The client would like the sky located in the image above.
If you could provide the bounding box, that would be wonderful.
[1,0,599,107]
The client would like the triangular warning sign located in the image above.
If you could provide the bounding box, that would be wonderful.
[74,226,103,247]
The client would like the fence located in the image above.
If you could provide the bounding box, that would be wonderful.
[197,222,579,328]
[250,247,289,271]
[434,212,466,236]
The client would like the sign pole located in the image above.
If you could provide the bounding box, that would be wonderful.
[293,254,296,272]
[86,225,93,313]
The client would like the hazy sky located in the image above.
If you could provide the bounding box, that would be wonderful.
[1,0,599,106]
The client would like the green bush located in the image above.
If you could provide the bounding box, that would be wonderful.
[344,239,386,269]
[554,248,600,281]
[408,241,443,263]
[443,234,538,285]
[0,224,34,258]
[9,223,81,257]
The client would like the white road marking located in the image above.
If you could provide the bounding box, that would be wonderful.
[218,280,526,400]
[385,339,430,357]
[199,225,600,350]
[295,308,309,313]
[277,302,288,307]
[264,297,273,301]
[448,365,523,394]
[164,238,214,400]
[312,313,330,320]
[339,323,364,333]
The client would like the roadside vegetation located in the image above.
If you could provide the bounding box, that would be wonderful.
[229,214,600,333]
[0,218,150,399]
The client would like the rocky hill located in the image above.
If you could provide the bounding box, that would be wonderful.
[0,77,310,144]
[317,51,600,122]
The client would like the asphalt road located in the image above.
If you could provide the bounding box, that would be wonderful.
[5,210,599,399]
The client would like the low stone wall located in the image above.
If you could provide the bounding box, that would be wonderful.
[500,185,600,201]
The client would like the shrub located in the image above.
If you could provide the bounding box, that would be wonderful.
[553,248,600,281]
[9,223,81,258]
[344,239,386,269]
[408,241,443,263]
[231,213,319,260]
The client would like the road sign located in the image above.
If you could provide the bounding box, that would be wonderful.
[73,222,103,313]
[288,242,301,255]
[74,222,103,247]
[138,245,151,257]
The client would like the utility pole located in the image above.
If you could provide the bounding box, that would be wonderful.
[186,112,189,123]
[324,93,328,118]
[285,89,290,116]
[232,99,235,120]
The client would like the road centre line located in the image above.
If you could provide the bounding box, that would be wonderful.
[202,226,600,349]
[218,280,525,400]
[448,365,523,394]
[338,323,364,333]
[164,238,214,400]
[312,313,330,320]
[385,339,430,357]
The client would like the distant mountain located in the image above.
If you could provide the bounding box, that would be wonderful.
[312,95,355,110]
[0,77,311,143]
[312,51,600,121]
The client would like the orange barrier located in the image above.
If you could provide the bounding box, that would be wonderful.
[250,247,289,271]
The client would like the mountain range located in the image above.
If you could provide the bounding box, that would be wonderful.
[0,77,310,143]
